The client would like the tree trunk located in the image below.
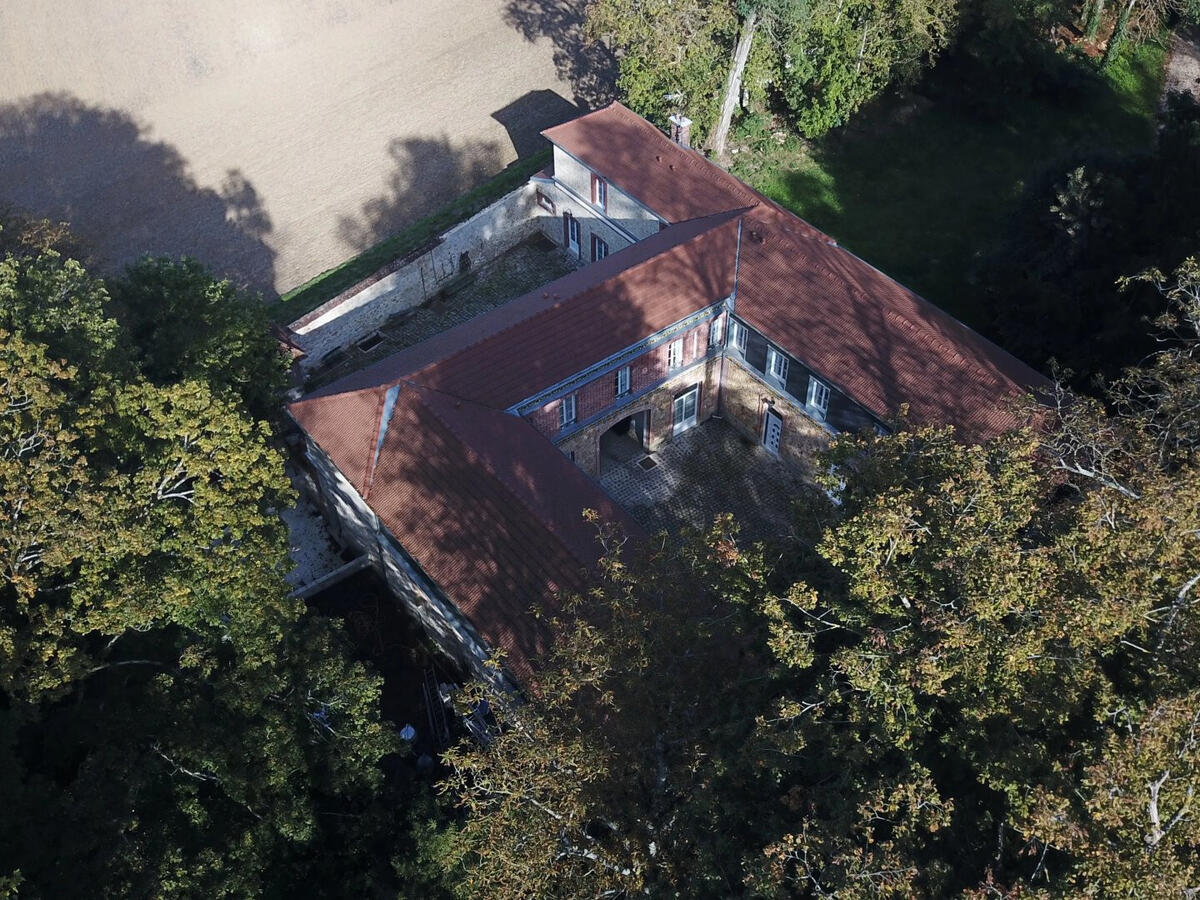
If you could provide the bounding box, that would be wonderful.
[1085,0,1107,41]
[1101,0,1137,69]
[710,8,759,161]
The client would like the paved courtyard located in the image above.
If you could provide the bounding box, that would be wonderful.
[0,1,611,296]
[599,418,814,543]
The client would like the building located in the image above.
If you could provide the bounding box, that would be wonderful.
[288,102,1047,687]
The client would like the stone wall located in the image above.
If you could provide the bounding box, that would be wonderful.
[720,357,832,476]
[291,185,542,368]
[297,433,515,692]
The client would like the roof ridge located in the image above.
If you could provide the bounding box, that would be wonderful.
[403,208,746,396]
[359,385,388,500]
[409,384,594,568]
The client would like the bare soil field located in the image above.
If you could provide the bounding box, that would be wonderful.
[0,0,610,296]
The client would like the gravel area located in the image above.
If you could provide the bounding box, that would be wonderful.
[281,466,344,590]
[1164,26,1200,106]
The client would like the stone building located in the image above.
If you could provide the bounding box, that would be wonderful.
[288,102,1046,687]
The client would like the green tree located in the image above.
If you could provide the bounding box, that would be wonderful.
[0,241,424,897]
[773,0,959,137]
[439,516,775,898]
[107,256,288,418]
[587,0,740,137]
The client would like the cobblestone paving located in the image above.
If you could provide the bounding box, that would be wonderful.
[310,235,579,388]
[598,418,813,543]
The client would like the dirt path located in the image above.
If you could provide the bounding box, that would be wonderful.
[0,1,609,296]
[1164,25,1200,107]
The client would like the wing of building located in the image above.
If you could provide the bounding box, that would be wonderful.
[289,101,1048,687]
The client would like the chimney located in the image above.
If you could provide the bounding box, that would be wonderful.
[668,113,692,149]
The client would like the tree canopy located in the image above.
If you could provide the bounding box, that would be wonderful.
[0,224,426,897]
[438,258,1200,896]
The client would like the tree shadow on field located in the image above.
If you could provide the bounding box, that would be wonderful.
[0,93,275,295]
[503,0,617,110]
[335,135,506,253]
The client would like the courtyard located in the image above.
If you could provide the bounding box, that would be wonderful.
[309,232,578,388]
[598,418,813,543]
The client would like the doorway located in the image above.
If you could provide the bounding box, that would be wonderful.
[599,410,649,474]
[762,407,783,456]
[672,386,699,436]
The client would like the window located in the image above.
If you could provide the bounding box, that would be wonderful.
[709,315,724,348]
[564,213,581,256]
[767,347,789,383]
[536,189,555,213]
[667,339,683,370]
[807,377,830,420]
[591,174,608,212]
[591,234,609,262]
[614,365,631,397]
[559,394,577,429]
[730,320,747,355]
[672,386,699,436]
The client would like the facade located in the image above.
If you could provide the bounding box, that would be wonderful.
[288,102,1048,687]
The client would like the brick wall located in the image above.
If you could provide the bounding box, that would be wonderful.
[553,355,723,477]
[526,319,719,442]
[720,357,831,476]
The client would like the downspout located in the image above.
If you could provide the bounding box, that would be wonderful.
[715,217,745,419]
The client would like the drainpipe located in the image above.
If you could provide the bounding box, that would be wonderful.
[714,218,744,419]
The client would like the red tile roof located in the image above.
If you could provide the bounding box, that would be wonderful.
[545,102,1049,440]
[291,381,638,683]
[292,102,1049,685]
[542,102,765,224]
[307,208,743,403]
[732,207,1049,443]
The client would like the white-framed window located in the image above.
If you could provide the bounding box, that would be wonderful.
[807,377,830,420]
[591,174,608,212]
[559,394,577,429]
[730,320,747,354]
[767,347,789,383]
[667,339,683,370]
[591,234,609,262]
[709,315,724,348]
[672,385,699,436]
[614,365,631,397]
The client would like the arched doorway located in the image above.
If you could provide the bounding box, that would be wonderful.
[599,410,649,474]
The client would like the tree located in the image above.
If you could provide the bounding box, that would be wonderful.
[439,516,775,898]
[982,94,1200,384]
[588,0,958,143]
[0,241,422,896]
[772,0,959,137]
[107,256,288,419]
[587,0,740,137]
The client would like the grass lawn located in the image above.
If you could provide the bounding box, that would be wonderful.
[730,41,1168,333]
[269,150,551,324]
